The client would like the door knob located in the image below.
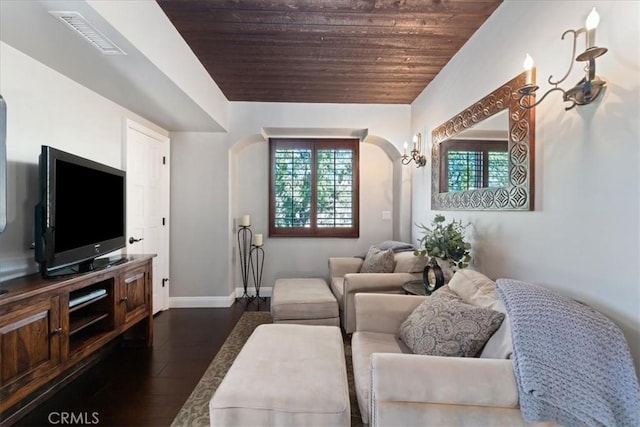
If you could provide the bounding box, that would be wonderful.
[129,237,144,244]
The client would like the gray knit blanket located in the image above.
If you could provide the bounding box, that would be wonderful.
[496,279,640,427]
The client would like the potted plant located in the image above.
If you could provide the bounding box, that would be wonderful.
[415,214,472,276]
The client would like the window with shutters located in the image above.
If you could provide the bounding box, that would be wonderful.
[440,139,509,192]
[269,138,359,238]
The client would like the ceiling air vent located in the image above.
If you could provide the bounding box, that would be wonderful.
[49,11,126,55]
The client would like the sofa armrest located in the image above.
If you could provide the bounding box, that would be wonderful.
[341,273,416,334]
[328,257,363,278]
[371,353,519,408]
[355,293,426,334]
[343,272,416,294]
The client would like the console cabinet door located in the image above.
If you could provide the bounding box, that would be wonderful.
[0,297,61,410]
[118,265,150,325]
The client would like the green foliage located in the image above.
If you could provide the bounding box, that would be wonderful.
[447,150,509,191]
[274,148,353,228]
[415,214,471,269]
[274,149,312,227]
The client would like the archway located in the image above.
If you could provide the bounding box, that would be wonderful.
[227,128,412,297]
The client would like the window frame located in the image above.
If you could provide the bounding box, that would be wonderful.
[269,138,360,238]
[439,139,508,192]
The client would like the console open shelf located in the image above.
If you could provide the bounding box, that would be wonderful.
[67,280,114,354]
[69,290,108,312]
[69,312,110,336]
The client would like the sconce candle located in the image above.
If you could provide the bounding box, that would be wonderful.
[523,54,534,85]
[240,214,251,227]
[401,134,426,168]
[403,141,408,155]
[585,7,600,49]
[253,233,263,247]
[516,7,607,111]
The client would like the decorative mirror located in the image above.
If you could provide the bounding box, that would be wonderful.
[431,72,535,210]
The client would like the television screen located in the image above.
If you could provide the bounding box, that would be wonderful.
[36,146,126,277]
[54,159,124,252]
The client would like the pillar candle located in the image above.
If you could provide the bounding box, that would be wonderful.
[523,54,534,85]
[240,214,250,227]
[253,234,263,246]
[585,8,600,49]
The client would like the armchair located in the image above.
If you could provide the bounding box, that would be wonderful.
[351,293,528,426]
[328,253,419,334]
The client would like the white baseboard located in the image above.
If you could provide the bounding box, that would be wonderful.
[169,294,235,308]
[168,288,272,308]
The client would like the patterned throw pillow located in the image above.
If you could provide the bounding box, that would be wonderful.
[397,297,505,357]
[360,246,395,273]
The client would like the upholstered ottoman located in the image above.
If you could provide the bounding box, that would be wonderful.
[209,324,350,426]
[270,278,339,326]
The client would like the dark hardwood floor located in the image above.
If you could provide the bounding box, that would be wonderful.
[14,298,270,427]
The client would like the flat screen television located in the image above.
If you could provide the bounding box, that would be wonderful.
[35,145,127,277]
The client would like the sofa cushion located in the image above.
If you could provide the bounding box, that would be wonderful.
[397,297,505,357]
[446,271,513,359]
[330,277,344,309]
[430,284,462,301]
[351,331,408,424]
[480,313,513,359]
[393,251,429,274]
[360,246,395,273]
[448,269,505,313]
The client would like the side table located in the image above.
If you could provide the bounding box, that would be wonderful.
[402,280,431,296]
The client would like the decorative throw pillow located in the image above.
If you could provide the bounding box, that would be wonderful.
[397,297,505,357]
[393,251,429,274]
[448,269,505,313]
[430,284,462,302]
[360,246,395,273]
[480,313,513,359]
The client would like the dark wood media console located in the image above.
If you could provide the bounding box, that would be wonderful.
[0,254,154,423]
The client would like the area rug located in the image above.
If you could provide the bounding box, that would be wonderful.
[170,311,361,426]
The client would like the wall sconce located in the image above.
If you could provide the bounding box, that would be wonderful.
[518,7,608,111]
[402,133,426,168]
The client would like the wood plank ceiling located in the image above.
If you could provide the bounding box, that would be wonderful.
[157,0,503,104]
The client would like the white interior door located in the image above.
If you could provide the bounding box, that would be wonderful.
[125,119,170,314]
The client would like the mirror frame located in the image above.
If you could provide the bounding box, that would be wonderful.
[431,72,535,211]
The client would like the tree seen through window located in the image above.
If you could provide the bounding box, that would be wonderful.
[270,139,359,237]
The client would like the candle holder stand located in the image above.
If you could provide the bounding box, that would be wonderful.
[237,225,253,301]
[250,244,266,302]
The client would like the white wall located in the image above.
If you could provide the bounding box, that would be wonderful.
[170,102,411,301]
[0,42,167,281]
[411,1,640,370]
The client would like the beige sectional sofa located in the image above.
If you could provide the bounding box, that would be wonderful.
[351,270,532,426]
[329,251,426,334]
